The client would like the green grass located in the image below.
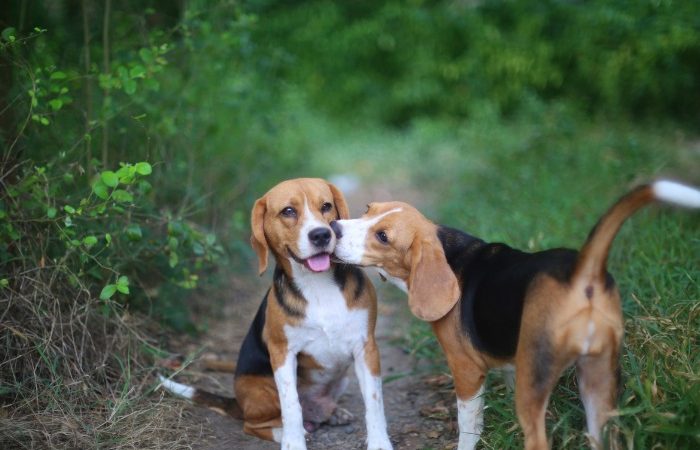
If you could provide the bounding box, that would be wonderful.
[306,106,700,448]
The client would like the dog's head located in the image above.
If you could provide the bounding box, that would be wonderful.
[250,178,350,276]
[332,202,459,322]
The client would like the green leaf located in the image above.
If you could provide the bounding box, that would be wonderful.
[112,189,133,203]
[92,181,109,200]
[83,235,98,248]
[126,224,142,241]
[98,74,112,90]
[50,71,67,80]
[105,233,112,245]
[124,79,137,95]
[48,98,63,111]
[129,64,146,79]
[0,279,9,288]
[47,207,57,218]
[100,171,119,187]
[116,284,130,294]
[116,166,136,184]
[139,48,154,64]
[1,27,16,42]
[134,162,152,175]
[116,276,130,294]
[100,284,117,300]
[63,205,75,214]
[40,117,50,126]
[169,251,179,268]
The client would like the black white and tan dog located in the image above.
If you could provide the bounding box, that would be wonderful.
[160,178,393,450]
[330,180,699,450]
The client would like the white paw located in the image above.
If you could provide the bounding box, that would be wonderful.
[367,435,393,450]
[457,433,480,450]
[281,432,307,450]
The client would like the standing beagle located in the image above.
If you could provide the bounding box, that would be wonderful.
[330,180,699,450]
[160,178,392,450]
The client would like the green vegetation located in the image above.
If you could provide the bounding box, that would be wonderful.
[1,0,698,448]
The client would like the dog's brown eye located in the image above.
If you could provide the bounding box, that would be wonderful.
[321,202,333,213]
[281,207,297,218]
[376,230,389,244]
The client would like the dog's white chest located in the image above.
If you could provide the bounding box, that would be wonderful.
[285,268,369,367]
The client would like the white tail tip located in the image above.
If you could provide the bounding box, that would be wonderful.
[158,374,195,399]
[653,180,700,208]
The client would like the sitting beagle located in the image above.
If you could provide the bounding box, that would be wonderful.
[160,178,393,450]
[330,180,699,450]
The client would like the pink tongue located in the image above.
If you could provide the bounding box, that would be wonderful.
[306,253,331,272]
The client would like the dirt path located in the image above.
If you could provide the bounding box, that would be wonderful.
[166,177,457,449]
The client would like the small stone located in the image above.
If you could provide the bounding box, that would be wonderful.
[402,424,420,434]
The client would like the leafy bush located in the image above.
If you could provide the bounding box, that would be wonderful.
[0,2,308,446]
[250,0,700,124]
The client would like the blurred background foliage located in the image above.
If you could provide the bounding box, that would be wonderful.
[0,0,698,448]
[2,0,699,327]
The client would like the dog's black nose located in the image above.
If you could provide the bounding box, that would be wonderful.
[330,221,343,239]
[308,227,332,248]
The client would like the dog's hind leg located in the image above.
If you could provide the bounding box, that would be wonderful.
[576,348,621,449]
[515,331,572,450]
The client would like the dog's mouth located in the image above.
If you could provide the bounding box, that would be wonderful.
[288,248,331,272]
[305,253,331,272]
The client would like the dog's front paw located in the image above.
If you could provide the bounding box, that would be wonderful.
[327,406,355,426]
[281,431,307,450]
[281,440,307,450]
[367,435,393,450]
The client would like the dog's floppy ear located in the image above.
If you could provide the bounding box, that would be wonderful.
[328,182,350,220]
[250,195,268,275]
[407,236,460,321]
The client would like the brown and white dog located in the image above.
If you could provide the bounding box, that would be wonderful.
[330,180,699,450]
[160,178,392,450]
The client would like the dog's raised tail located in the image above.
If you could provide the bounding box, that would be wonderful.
[573,180,700,284]
[158,374,243,419]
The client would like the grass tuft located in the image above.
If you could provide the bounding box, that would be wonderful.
[0,268,192,449]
